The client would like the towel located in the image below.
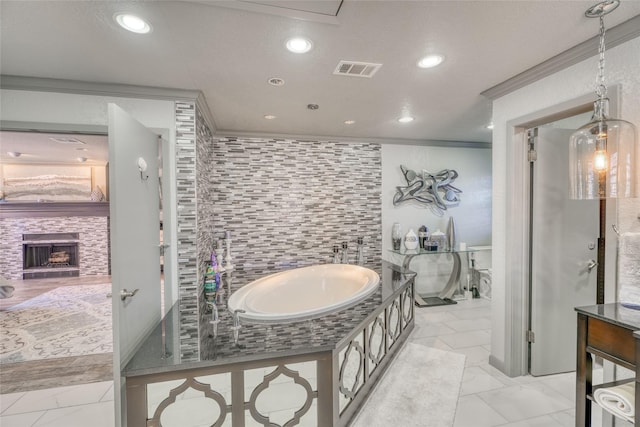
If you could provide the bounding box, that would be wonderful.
[618,232,640,309]
[593,382,635,423]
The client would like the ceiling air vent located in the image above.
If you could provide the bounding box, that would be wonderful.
[333,61,382,78]
[49,137,86,145]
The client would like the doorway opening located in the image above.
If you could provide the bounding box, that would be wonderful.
[525,111,599,377]
[501,88,623,378]
[0,121,170,396]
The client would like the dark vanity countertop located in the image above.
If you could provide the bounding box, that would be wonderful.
[124,261,415,377]
[575,303,640,330]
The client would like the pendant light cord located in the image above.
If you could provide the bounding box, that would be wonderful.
[596,15,607,102]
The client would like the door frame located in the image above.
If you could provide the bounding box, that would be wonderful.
[0,120,175,309]
[498,87,621,377]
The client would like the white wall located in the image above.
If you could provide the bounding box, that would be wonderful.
[491,37,640,373]
[382,144,492,295]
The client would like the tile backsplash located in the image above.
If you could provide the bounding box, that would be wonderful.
[197,137,382,283]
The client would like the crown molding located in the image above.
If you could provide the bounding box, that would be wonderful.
[481,14,640,100]
[195,93,217,134]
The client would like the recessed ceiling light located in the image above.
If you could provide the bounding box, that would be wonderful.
[115,13,151,34]
[486,122,494,130]
[264,115,277,120]
[398,116,415,123]
[7,151,21,158]
[286,37,313,54]
[417,54,444,69]
[77,157,88,163]
[344,120,356,125]
[268,77,285,86]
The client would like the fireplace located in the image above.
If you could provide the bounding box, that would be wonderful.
[22,233,80,279]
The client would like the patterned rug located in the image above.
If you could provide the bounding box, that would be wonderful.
[0,284,112,364]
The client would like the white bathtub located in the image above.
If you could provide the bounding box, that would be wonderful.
[227,264,380,323]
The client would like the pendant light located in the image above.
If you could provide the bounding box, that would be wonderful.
[568,0,638,304]
[569,0,638,200]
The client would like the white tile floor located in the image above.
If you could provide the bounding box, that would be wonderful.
[0,298,627,426]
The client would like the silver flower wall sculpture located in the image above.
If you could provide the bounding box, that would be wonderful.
[393,166,461,214]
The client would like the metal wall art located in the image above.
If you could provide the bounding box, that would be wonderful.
[393,165,461,214]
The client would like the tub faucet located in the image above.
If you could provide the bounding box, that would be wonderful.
[231,309,246,345]
[208,302,220,338]
[341,241,349,264]
[356,236,364,266]
[332,244,340,263]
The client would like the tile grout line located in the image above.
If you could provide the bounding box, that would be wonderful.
[30,409,48,427]
[98,382,114,402]
[0,392,26,416]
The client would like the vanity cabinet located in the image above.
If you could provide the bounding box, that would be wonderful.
[575,304,640,426]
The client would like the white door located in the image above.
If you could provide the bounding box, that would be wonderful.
[109,104,162,425]
[529,127,598,376]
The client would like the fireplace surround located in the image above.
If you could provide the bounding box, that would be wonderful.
[0,203,110,280]
[22,232,80,279]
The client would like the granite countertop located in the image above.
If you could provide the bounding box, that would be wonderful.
[124,260,415,377]
[575,303,640,330]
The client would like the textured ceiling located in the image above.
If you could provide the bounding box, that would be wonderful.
[1,0,639,159]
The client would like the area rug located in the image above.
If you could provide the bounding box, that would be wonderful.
[0,284,112,364]
[350,343,466,427]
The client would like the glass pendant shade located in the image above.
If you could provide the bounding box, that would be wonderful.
[569,98,638,199]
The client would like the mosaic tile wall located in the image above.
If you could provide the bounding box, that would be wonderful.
[0,216,109,279]
[175,101,200,361]
[197,137,382,283]
[195,106,216,349]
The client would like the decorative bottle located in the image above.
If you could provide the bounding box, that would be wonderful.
[446,217,457,252]
[391,223,402,251]
[204,251,220,302]
[418,225,429,249]
[404,229,419,250]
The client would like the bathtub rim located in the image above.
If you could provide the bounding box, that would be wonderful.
[227,263,381,324]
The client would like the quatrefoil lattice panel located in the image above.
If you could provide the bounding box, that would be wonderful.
[247,364,316,426]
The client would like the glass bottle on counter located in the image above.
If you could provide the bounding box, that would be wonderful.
[391,223,402,251]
